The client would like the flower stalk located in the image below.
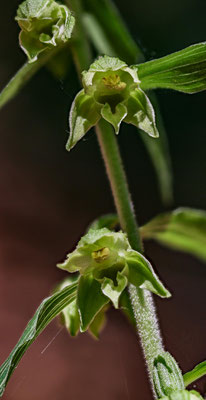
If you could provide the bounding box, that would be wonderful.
[95,119,164,389]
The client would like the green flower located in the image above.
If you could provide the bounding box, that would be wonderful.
[57,228,170,331]
[67,55,159,150]
[16,0,75,62]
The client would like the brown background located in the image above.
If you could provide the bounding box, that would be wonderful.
[0,0,206,399]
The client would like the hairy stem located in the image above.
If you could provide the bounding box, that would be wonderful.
[96,119,164,387]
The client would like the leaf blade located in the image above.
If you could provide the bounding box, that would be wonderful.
[184,361,206,387]
[138,42,206,93]
[82,0,142,64]
[0,282,77,397]
[141,208,206,261]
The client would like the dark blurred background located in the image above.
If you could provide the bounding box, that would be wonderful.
[0,1,206,399]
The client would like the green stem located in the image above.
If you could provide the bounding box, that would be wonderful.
[95,119,164,388]
[66,0,92,74]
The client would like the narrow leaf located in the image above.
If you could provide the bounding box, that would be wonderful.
[56,276,80,336]
[184,361,206,387]
[0,282,77,397]
[140,91,173,205]
[82,0,142,64]
[77,274,109,332]
[141,208,206,262]
[138,42,206,93]
[83,13,116,57]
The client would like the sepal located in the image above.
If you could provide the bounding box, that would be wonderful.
[126,250,171,298]
[125,89,159,137]
[67,90,100,150]
[77,274,109,331]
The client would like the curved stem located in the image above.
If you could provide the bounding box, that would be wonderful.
[96,119,164,389]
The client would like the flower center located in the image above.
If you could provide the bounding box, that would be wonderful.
[102,74,126,91]
[92,247,110,263]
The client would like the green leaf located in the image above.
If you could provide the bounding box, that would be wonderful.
[82,0,142,64]
[126,250,171,298]
[101,271,128,308]
[0,282,77,397]
[77,274,109,331]
[101,102,127,134]
[141,208,206,262]
[138,42,206,93]
[66,90,100,150]
[140,132,173,205]
[56,276,80,336]
[140,91,173,205]
[184,361,206,387]
[125,89,159,138]
[88,306,108,339]
[88,213,119,231]
[82,13,117,57]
